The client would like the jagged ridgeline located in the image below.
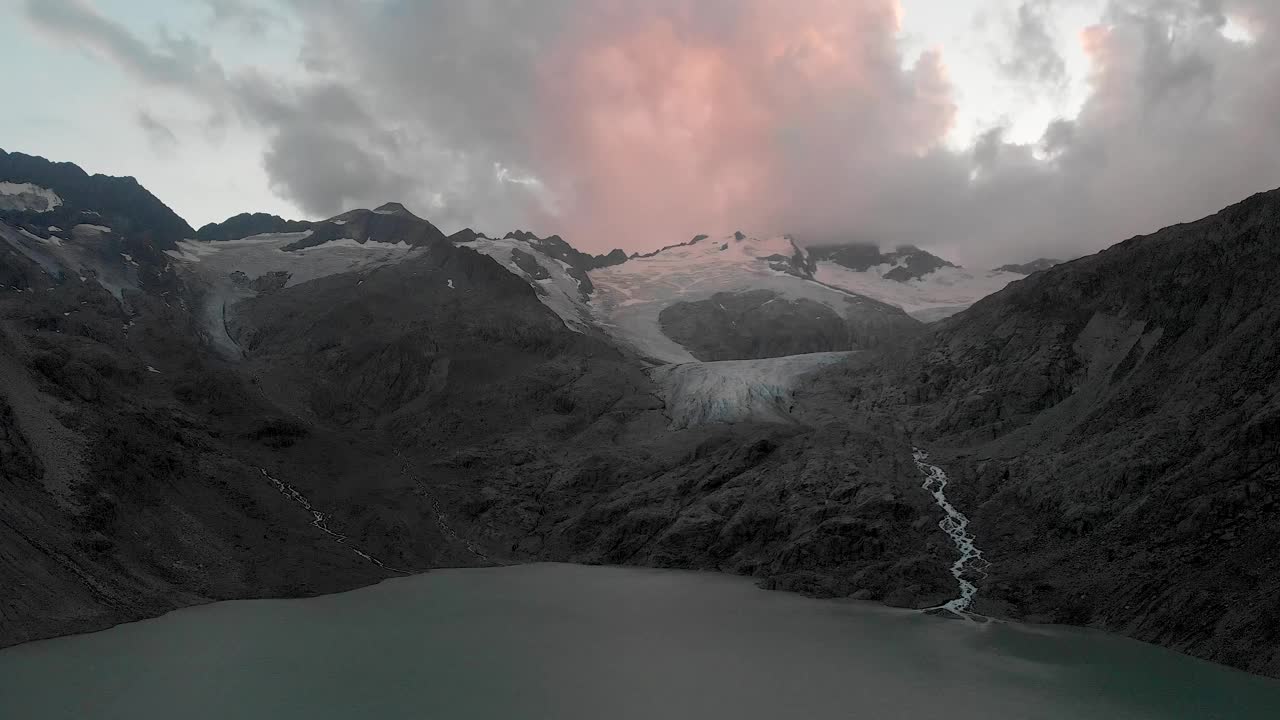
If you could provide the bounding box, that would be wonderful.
[1,148,1278,679]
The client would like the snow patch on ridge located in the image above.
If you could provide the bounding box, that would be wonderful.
[72,224,112,235]
[465,235,594,332]
[0,182,62,212]
[814,262,1025,322]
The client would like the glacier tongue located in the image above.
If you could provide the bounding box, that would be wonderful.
[650,352,852,429]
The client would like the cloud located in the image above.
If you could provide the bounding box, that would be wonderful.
[527,1,957,250]
[25,0,226,95]
[272,0,960,250]
[202,0,281,37]
[21,0,1280,267]
[978,0,1280,262]
[1004,1,1068,87]
[136,111,178,154]
[259,125,412,215]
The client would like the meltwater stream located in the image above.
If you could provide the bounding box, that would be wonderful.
[913,447,990,615]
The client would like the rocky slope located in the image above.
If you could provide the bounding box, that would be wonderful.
[824,187,1280,675]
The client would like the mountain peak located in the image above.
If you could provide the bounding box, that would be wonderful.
[195,212,314,241]
[284,203,446,250]
[372,201,416,217]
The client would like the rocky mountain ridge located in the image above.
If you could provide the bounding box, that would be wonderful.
[195,213,315,242]
[807,242,955,282]
[816,187,1280,674]
[993,258,1060,274]
[0,149,192,250]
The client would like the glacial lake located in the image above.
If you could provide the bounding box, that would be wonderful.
[2,563,1278,719]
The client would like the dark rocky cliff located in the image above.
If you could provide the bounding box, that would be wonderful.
[0,149,193,249]
[857,187,1280,676]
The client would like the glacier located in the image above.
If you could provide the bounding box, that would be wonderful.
[650,352,853,429]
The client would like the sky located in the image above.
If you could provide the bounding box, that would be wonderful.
[3,0,1278,266]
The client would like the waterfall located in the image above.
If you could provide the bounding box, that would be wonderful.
[912,448,990,615]
[260,468,408,573]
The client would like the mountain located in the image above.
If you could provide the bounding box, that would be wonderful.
[863,188,1280,675]
[283,202,448,250]
[0,149,192,250]
[0,189,951,654]
[3,151,1280,679]
[585,232,920,362]
[358,226,919,364]
[195,213,314,242]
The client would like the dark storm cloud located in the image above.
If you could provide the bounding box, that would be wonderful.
[22,0,1280,266]
[260,126,413,215]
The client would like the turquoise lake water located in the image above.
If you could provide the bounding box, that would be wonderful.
[1,563,1277,719]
